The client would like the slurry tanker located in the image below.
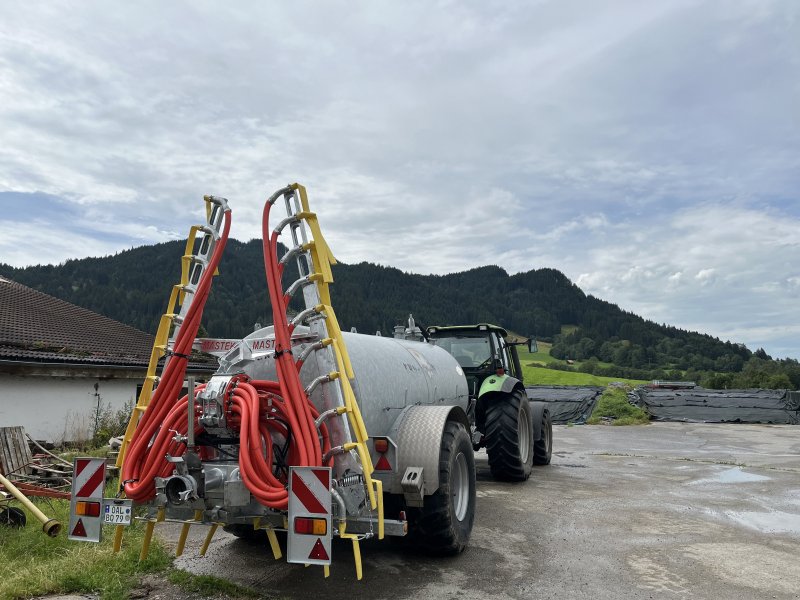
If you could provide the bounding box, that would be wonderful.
[68,184,552,579]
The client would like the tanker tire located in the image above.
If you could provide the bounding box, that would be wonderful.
[409,420,475,555]
[485,389,534,481]
[533,405,553,465]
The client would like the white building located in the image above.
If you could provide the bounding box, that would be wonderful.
[0,277,214,443]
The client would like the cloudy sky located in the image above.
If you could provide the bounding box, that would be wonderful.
[1,1,798,357]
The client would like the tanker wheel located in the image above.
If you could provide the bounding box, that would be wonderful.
[0,507,26,528]
[409,420,475,555]
[485,388,534,481]
[533,404,553,466]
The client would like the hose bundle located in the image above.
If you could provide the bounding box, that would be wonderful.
[122,197,330,511]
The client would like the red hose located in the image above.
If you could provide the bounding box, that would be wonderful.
[123,208,232,502]
[123,197,332,511]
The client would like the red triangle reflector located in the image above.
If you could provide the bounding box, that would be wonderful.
[374,454,392,471]
[309,538,329,561]
[71,518,87,537]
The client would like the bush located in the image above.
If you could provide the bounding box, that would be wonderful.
[92,401,133,448]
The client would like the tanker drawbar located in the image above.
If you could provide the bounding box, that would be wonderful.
[72,184,477,580]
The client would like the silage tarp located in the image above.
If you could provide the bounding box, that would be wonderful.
[525,385,604,424]
[630,387,800,424]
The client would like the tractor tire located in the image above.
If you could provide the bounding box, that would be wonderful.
[485,388,534,481]
[0,507,26,528]
[532,403,553,465]
[409,420,475,555]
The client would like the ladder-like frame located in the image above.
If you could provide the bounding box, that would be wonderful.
[116,197,228,469]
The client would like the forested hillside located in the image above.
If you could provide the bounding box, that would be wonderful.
[2,238,798,389]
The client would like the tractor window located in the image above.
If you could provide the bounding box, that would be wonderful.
[496,337,511,372]
[431,336,492,368]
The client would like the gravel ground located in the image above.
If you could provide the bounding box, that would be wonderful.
[150,422,800,600]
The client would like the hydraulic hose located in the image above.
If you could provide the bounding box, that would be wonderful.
[123,196,331,511]
[122,207,231,502]
[219,197,331,509]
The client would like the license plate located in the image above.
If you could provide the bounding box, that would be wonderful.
[103,499,133,525]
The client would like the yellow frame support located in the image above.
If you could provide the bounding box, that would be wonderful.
[117,198,219,470]
[291,182,385,577]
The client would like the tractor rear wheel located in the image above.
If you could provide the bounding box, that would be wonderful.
[533,404,553,465]
[409,420,475,555]
[485,388,534,481]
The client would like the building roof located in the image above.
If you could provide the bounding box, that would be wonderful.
[0,277,214,370]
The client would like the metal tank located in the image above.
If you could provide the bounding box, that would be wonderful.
[216,325,470,438]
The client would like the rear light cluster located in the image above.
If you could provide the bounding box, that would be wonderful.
[75,501,101,517]
[294,516,327,536]
[373,437,392,471]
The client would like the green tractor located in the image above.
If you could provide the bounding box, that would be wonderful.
[426,324,553,481]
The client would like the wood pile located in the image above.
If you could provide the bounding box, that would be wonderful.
[0,426,72,498]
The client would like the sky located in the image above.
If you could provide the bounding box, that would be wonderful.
[0,1,798,358]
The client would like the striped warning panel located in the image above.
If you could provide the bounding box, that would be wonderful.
[73,458,106,499]
[287,466,332,566]
[68,457,106,543]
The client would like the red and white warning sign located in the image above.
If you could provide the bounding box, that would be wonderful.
[68,457,106,543]
[287,466,332,566]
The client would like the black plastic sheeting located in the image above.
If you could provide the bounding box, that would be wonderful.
[525,386,604,424]
[630,387,800,424]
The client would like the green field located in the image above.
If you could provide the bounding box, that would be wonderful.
[523,341,559,365]
[521,365,647,387]
[517,345,648,387]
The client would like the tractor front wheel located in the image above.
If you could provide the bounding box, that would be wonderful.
[485,388,534,481]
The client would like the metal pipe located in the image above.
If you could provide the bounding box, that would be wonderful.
[187,376,195,450]
[330,485,347,522]
[0,473,61,537]
[25,434,72,468]
[305,372,333,396]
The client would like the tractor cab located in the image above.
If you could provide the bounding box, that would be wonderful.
[426,324,525,397]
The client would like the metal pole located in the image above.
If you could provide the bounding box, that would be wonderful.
[0,473,61,536]
[187,376,195,450]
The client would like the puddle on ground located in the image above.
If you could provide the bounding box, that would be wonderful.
[725,510,800,535]
[688,466,770,485]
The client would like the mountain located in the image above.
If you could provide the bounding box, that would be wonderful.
[2,238,798,389]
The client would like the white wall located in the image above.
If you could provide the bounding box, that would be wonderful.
[0,375,139,443]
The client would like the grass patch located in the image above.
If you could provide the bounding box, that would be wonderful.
[587,387,650,425]
[167,570,257,598]
[59,446,113,461]
[522,365,647,387]
[0,492,170,600]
